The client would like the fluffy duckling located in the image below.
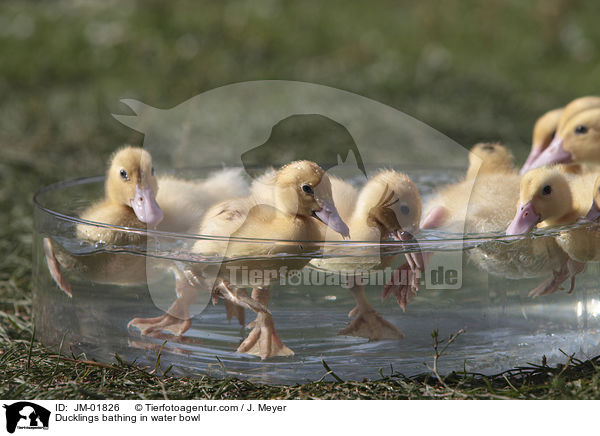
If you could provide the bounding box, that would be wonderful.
[422,142,518,233]
[45,147,249,296]
[520,108,563,175]
[527,107,600,171]
[466,142,516,180]
[420,144,569,298]
[156,168,249,234]
[130,161,350,359]
[506,167,593,295]
[559,176,600,263]
[508,171,600,267]
[44,146,163,295]
[310,171,422,340]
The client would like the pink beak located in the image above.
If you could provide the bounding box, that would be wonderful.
[584,201,600,222]
[313,200,350,239]
[506,201,540,235]
[525,136,572,171]
[519,145,543,175]
[131,185,163,228]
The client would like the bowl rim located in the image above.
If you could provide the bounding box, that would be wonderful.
[33,172,594,249]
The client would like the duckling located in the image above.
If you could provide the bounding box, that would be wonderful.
[422,142,518,233]
[156,167,249,234]
[129,161,350,359]
[417,143,570,300]
[44,146,163,295]
[45,147,249,296]
[520,108,563,175]
[526,107,600,170]
[310,171,422,340]
[506,167,592,295]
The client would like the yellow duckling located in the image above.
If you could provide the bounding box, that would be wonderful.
[526,107,600,170]
[45,146,249,295]
[156,167,249,234]
[421,143,569,297]
[520,108,563,175]
[130,160,349,360]
[310,170,422,340]
[521,97,600,174]
[422,142,518,233]
[506,167,593,295]
[559,176,600,262]
[44,146,163,295]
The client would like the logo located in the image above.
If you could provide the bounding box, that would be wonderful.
[3,402,50,433]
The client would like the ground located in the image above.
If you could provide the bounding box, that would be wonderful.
[2,0,600,399]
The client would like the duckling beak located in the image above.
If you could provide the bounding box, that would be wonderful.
[519,145,543,175]
[393,230,425,271]
[313,201,350,239]
[131,185,163,228]
[506,201,540,235]
[526,137,572,171]
[584,201,600,222]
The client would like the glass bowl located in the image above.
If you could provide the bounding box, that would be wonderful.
[33,167,600,384]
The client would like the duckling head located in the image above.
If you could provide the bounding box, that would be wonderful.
[520,108,562,174]
[584,175,600,222]
[106,146,163,228]
[468,142,515,179]
[360,170,422,240]
[506,168,572,235]
[275,160,350,238]
[557,96,600,132]
[528,108,600,170]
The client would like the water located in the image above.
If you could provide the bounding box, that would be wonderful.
[32,170,600,384]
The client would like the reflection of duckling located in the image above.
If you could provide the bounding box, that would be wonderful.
[527,107,600,170]
[310,171,422,340]
[506,167,593,295]
[45,147,249,296]
[130,161,350,360]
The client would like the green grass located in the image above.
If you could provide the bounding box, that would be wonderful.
[2,0,600,399]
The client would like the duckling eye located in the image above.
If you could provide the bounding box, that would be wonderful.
[400,205,410,215]
[542,185,552,195]
[151,167,155,176]
[119,169,129,181]
[481,144,495,152]
[575,125,588,135]
[302,184,313,194]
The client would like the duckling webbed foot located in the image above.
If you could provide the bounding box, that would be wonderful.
[129,275,199,337]
[341,285,404,340]
[237,311,294,359]
[236,287,293,359]
[43,238,73,297]
[128,314,191,337]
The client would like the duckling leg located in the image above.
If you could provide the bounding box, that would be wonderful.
[223,299,246,326]
[529,262,571,297]
[382,263,422,311]
[340,284,404,340]
[128,276,200,337]
[43,238,73,297]
[237,287,294,359]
